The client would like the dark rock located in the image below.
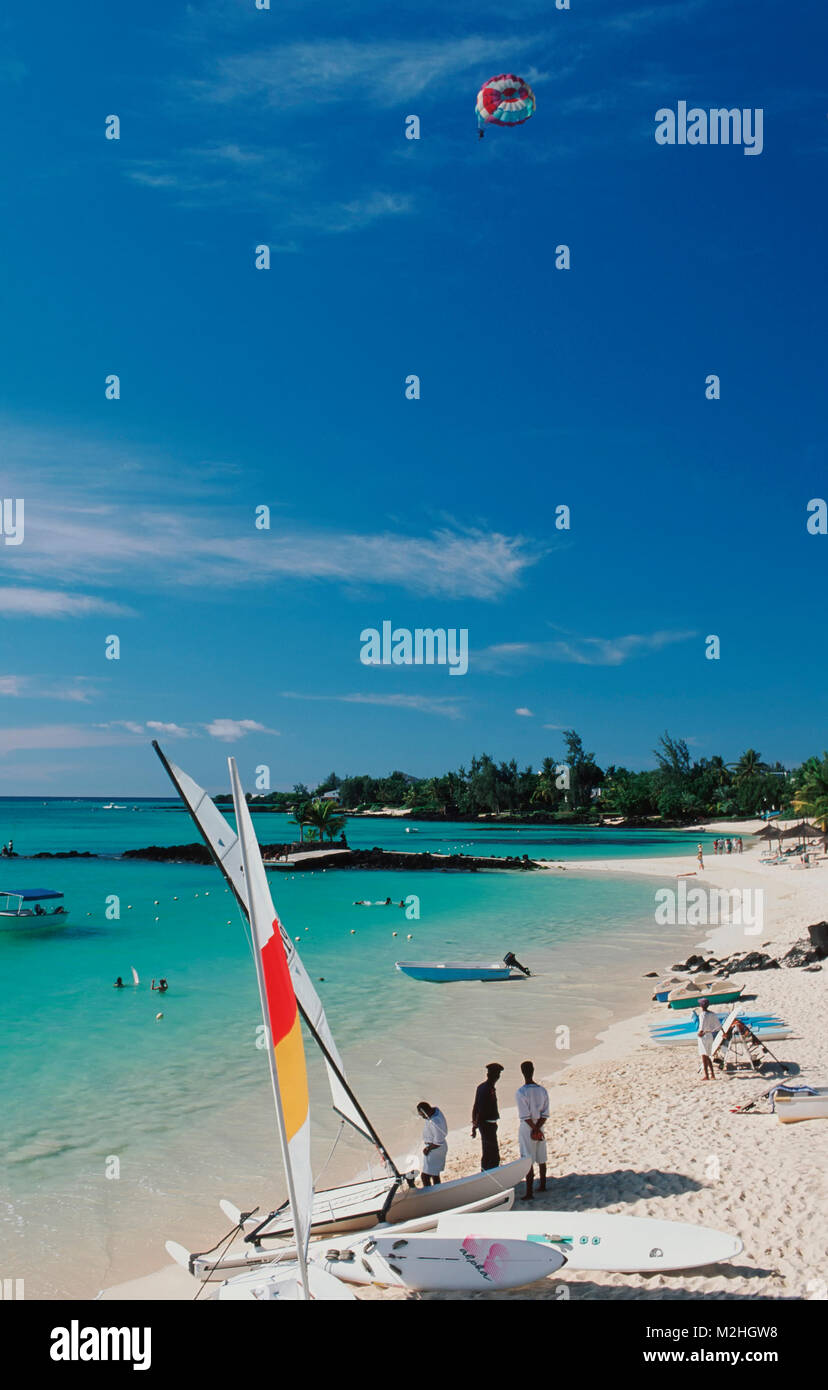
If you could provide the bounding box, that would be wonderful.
[729,951,779,972]
[807,922,828,954]
[31,849,96,859]
[803,963,823,973]
[643,972,658,978]
[780,938,826,969]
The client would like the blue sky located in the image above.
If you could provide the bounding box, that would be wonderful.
[1,0,826,794]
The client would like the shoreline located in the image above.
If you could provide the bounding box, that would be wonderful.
[98,842,828,1299]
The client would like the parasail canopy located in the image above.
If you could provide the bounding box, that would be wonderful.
[476,73,536,135]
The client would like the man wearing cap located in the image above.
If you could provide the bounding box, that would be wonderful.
[471,1062,503,1170]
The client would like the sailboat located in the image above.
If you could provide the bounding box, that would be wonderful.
[171,758,565,1300]
[154,744,526,1248]
[195,758,352,1301]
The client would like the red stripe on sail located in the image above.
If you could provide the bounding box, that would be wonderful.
[261,922,299,1042]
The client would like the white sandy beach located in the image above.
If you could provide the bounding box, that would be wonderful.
[101,837,828,1301]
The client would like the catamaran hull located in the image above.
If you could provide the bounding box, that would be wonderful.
[254,1159,529,1241]
[177,1189,516,1281]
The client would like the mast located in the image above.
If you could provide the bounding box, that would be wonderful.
[230,757,311,1300]
[152,739,400,1177]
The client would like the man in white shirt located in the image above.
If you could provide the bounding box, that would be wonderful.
[696,1000,721,1080]
[516,1060,549,1201]
[416,1101,448,1185]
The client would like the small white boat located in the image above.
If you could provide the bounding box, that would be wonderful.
[667,982,743,1009]
[101,803,127,810]
[773,1086,828,1124]
[396,960,527,983]
[0,889,69,930]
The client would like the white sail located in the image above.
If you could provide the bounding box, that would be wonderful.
[229,758,313,1294]
[153,743,389,1159]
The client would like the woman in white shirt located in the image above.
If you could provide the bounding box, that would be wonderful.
[416,1101,448,1185]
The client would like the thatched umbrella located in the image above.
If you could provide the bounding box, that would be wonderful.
[781,821,817,841]
[753,823,782,842]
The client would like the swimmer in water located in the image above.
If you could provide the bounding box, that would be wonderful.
[151,978,169,993]
[114,977,125,988]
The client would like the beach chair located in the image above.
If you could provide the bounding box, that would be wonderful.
[714,1020,790,1076]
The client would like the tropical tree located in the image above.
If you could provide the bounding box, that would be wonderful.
[300,797,347,843]
[793,753,828,829]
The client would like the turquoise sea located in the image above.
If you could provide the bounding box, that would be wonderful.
[0,800,720,1297]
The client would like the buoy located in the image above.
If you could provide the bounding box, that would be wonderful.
[154,916,159,921]
[406,934,413,940]
[295,936,300,942]
[155,1012,163,1020]
[227,920,232,925]
[153,900,159,905]
[173,896,178,901]
[127,905,132,910]
[195,893,199,898]
[350,929,356,935]
[392,931,397,937]
[318,977,325,982]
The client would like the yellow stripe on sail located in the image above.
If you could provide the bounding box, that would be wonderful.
[274,1012,310,1142]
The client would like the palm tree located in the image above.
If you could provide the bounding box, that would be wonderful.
[301,798,347,843]
[793,753,828,830]
[289,801,309,844]
[729,749,769,784]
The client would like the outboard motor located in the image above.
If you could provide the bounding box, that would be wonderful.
[503,951,531,977]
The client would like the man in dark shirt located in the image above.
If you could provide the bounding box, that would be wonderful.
[471,1062,504,1170]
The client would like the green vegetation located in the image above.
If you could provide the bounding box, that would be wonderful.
[219,731,827,827]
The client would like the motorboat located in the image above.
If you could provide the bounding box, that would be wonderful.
[0,888,69,930]
[396,952,531,983]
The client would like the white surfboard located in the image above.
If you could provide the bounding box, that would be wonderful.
[434,1211,743,1273]
[315,1231,565,1292]
[131,966,140,986]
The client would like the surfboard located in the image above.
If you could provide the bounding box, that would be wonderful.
[434,1211,743,1273]
[315,1231,565,1292]
[131,966,140,986]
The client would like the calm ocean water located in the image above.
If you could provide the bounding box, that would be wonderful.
[0,800,716,1297]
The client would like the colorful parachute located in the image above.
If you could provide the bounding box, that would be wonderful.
[476,74,536,137]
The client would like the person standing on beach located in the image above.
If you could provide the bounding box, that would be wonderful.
[696,999,720,1080]
[697,843,704,870]
[471,1063,503,1170]
[416,1101,448,1185]
[516,1060,549,1201]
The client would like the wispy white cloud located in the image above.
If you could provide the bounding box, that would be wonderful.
[515,706,534,716]
[0,587,133,619]
[281,691,465,719]
[0,675,100,702]
[195,36,543,109]
[0,724,140,756]
[479,630,697,669]
[205,718,278,742]
[1,420,541,600]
